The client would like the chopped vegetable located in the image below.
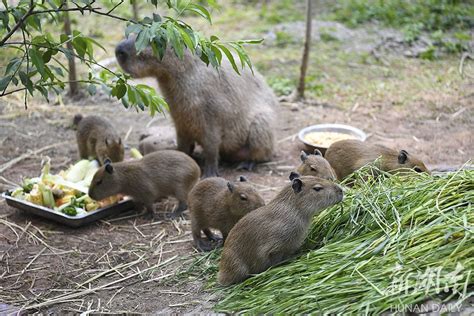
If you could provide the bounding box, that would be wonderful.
[39,183,55,209]
[81,160,100,186]
[65,159,90,182]
[62,205,77,216]
[25,184,43,206]
[10,158,123,217]
[130,148,143,159]
[21,179,35,193]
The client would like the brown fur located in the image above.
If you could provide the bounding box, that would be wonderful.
[115,38,277,177]
[139,135,174,155]
[324,139,430,180]
[74,114,124,165]
[296,149,336,180]
[188,176,265,251]
[218,175,343,286]
[88,150,200,218]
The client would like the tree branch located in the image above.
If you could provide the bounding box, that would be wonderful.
[0,0,35,46]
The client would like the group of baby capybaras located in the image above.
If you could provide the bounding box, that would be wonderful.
[74,111,429,286]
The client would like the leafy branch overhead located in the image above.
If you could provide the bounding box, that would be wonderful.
[0,0,262,113]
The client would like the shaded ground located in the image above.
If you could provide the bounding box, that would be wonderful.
[0,3,473,313]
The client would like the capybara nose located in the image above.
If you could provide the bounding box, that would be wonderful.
[115,42,129,63]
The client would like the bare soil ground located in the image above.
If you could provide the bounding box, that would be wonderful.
[0,6,473,312]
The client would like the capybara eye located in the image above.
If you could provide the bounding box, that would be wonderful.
[96,179,102,186]
[313,185,323,192]
[240,194,248,201]
[414,167,422,173]
[310,167,317,172]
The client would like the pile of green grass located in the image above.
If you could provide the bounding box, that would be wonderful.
[177,167,473,313]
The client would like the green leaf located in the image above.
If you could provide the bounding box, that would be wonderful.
[127,86,138,104]
[0,75,13,91]
[42,50,53,63]
[87,84,96,95]
[237,38,264,45]
[0,11,9,29]
[72,37,87,58]
[5,58,22,75]
[29,48,47,79]
[216,44,239,74]
[210,44,222,65]
[135,28,151,53]
[35,85,49,102]
[167,24,183,59]
[178,27,195,53]
[125,23,143,38]
[187,3,212,24]
[19,71,34,95]
[153,13,162,22]
[115,83,127,99]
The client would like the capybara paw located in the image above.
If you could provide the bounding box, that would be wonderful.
[197,239,216,252]
[236,161,256,171]
[207,234,223,243]
[166,211,185,220]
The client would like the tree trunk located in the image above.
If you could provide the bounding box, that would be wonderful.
[296,0,312,100]
[63,2,78,97]
[132,0,139,21]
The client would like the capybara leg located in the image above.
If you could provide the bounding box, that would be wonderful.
[169,201,187,219]
[77,138,88,159]
[201,140,220,178]
[176,131,195,156]
[134,202,145,213]
[236,160,256,171]
[192,222,215,252]
[191,220,206,251]
[144,203,155,219]
[203,228,222,242]
[247,115,274,162]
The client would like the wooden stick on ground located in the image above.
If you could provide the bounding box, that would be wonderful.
[0,141,71,175]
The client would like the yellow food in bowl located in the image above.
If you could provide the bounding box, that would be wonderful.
[303,131,357,148]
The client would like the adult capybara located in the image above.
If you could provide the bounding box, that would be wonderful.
[115,38,277,177]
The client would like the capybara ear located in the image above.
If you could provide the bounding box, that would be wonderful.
[239,175,247,182]
[313,149,322,156]
[292,178,303,194]
[289,171,300,181]
[105,163,114,174]
[227,182,234,193]
[398,150,408,164]
[104,158,112,165]
[300,151,308,162]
